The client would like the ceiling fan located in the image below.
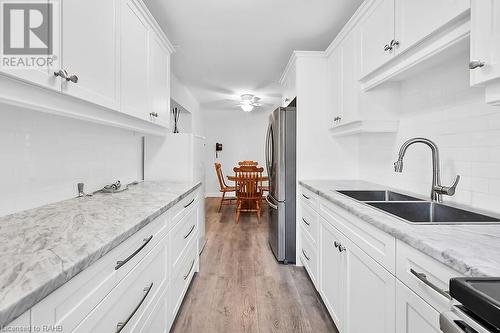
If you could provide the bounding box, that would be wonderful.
[238,94,262,112]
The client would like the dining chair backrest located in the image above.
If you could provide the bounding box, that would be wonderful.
[215,163,229,190]
[238,160,258,166]
[233,166,264,199]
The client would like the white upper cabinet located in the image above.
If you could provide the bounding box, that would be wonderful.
[470,0,500,105]
[328,47,343,125]
[61,0,121,110]
[0,0,173,135]
[360,0,395,77]
[149,33,171,128]
[394,0,470,54]
[121,0,151,121]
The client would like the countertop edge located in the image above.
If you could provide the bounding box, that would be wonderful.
[1,181,202,327]
[298,180,487,278]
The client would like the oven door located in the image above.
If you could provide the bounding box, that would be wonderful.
[440,309,494,333]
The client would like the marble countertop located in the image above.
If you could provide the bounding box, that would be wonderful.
[300,179,500,278]
[0,181,201,326]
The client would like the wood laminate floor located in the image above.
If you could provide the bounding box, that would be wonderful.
[170,198,338,333]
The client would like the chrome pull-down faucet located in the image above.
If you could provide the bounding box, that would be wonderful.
[394,137,460,203]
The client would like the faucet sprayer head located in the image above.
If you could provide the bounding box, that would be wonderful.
[394,159,404,173]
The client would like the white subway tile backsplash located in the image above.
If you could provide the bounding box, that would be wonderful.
[0,105,142,217]
[358,58,500,214]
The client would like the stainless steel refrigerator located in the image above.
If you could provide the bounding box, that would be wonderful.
[265,106,296,264]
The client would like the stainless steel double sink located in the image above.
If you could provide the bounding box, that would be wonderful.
[336,190,500,225]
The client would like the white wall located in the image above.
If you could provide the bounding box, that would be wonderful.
[204,109,271,196]
[0,105,142,217]
[171,74,204,136]
[358,53,500,213]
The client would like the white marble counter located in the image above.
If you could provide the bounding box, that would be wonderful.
[300,179,500,278]
[0,181,201,326]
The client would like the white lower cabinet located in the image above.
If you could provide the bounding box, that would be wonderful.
[344,238,395,333]
[300,185,460,333]
[320,218,346,331]
[74,233,168,333]
[24,189,202,332]
[396,280,441,333]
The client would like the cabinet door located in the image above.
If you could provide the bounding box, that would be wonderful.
[340,29,359,124]
[470,0,500,86]
[344,239,395,333]
[320,220,345,331]
[395,0,470,54]
[360,0,395,77]
[0,2,60,90]
[61,0,120,110]
[121,0,150,121]
[328,47,343,126]
[149,33,170,128]
[396,281,441,333]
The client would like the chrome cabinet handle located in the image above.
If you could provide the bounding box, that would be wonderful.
[334,241,340,248]
[302,249,311,261]
[338,244,346,252]
[54,69,68,79]
[410,268,451,300]
[302,218,310,226]
[149,112,159,118]
[384,44,393,52]
[115,235,153,270]
[469,60,485,70]
[265,196,278,210]
[183,198,195,208]
[116,282,153,333]
[302,194,310,200]
[183,225,195,239]
[390,39,400,48]
[184,259,195,280]
[66,74,78,83]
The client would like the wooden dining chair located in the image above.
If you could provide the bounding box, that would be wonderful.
[238,160,258,166]
[214,163,236,212]
[233,165,264,223]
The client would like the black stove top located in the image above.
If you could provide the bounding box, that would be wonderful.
[450,277,500,332]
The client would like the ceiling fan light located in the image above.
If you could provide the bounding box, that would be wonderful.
[241,104,254,112]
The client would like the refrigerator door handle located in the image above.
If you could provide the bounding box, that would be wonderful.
[265,196,278,210]
[265,122,272,179]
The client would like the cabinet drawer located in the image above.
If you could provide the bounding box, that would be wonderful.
[168,237,198,322]
[319,197,396,273]
[300,226,318,287]
[169,189,200,227]
[31,212,168,331]
[396,240,461,313]
[169,204,198,272]
[74,234,168,333]
[300,202,319,245]
[300,186,319,209]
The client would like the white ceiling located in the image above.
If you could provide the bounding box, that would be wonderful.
[144,0,363,112]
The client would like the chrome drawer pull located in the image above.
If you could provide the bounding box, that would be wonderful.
[410,268,451,300]
[183,225,195,239]
[183,198,195,208]
[116,282,153,333]
[184,259,195,280]
[302,249,311,261]
[302,194,310,200]
[302,218,310,226]
[334,241,340,248]
[115,235,153,270]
